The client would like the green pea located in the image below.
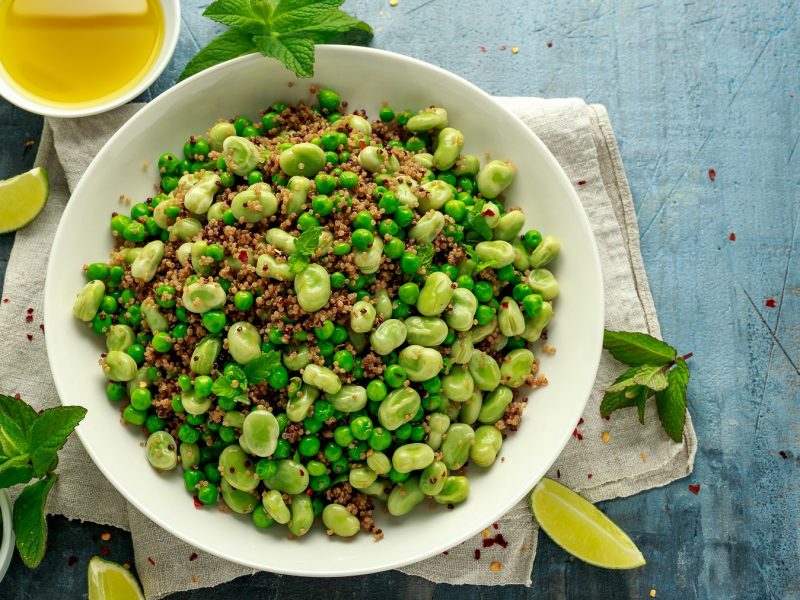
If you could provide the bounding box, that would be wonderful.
[476,159,515,199]
[377,387,421,431]
[468,351,501,391]
[322,503,360,537]
[416,272,453,316]
[419,460,448,496]
[433,475,470,505]
[387,476,425,516]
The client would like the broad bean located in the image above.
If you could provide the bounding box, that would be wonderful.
[170,218,202,242]
[208,121,236,151]
[326,385,368,413]
[441,365,475,402]
[450,332,474,364]
[262,489,291,524]
[404,316,448,347]
[358,146,400,174]
[101,350,137,381]
[440,423,475,470]
[182,279,226,313]
[378,387,421,431]
[142,298,168,333]
[426,413,450,450]
[478,385,513,424]
[280,143,326,178]
[366,451,392,475]
[287,493,314,537]
[256,253,295,281]
[106,324,135,352]
[418,181,453,212]
[458,390,483,425]
[294,263,331,312]
[227,321,262,364]
[416,271,454,316]
[183,173,218,215]
[322,503,360,537]
[263,459,310,494]
[265,228,297,255]
[220,480,258,514]
[526,268,559,300]
[498,297,525,337]
[476,159,515,199]
[146,431,177,470]
[220,445,260,492]
[406,107,448,132]
[408,210,445,243]
[501,348,535,387]
[470,425,503,467]
[522,301,553,342]
[190,336,221,375]
[387,476,425,516]
[433,128,464,171]
[419,461,448,496]
[492,210,525,241]
[354,237,384,274]
[284,176,311,216]
[179,441,200,470]
[241,409,280,457]
[529,236,560,268]
[433,476,470,505]
[373,288,393,319]
[190,240,212,276]
[445,287,478,331]
[452,154,480,177]
[369,319,407,355]
[302,364,341,394]
[223,136,261,176]
[474,240,514,268]
[182,389,212,416]
[283,344,312,371]
[349,466,378,489]
[468,351,501,391]
[231,183,278,223]
[392,443,435,474]
[130,240,164,282]
[398,345,443,382]
[286,384,319,422]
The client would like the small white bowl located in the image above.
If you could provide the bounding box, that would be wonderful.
[0,0,180,118]
[0,490,14,583]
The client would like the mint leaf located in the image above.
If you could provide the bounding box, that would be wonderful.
[211,376,238,398]
[0,454,34,489]
[326,20,373,46]
[28,406,87,476]
[13,474,57,568]
[294,226,323,257]
[656,358,690,442]
[179,28,258,81]
[204,0,267,33]
[271,0,341,22]
[0,394,37,435]
[244,350,282,384]
[417,244,435,270]
[632,364,669,392]
[464,200,493,242]
[254,33,316,78]
[634,386,653,425]
[0,408,28,458]
[234,394,251,406]
[603,330,676,367]
[287,254,309,274]
[463,244,497,273]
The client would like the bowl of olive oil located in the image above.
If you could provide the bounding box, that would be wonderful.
[0,0,180,117]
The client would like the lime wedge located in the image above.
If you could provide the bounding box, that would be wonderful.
[0,167,49,233]
[530,478,646,569]
[87,556,145,600]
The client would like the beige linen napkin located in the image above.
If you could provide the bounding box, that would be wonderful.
[0,98,696,598]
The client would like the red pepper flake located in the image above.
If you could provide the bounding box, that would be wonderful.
[729,232,736,241]
[765,298,777,308]
[442,551,449,556]
[67,555,79,566]
[238,250,248,262]
[359,140,366,149]
[193,496,203,509]
[25,315,33,322]
[602,415,610,421]
[189,552,198,561]
[688,483,701,495]
[499,44,507,51]
[587,473,593,479]
[147,556,156,566]
[501,301,509,309]
[577,179,587,186]
[14,393,21,399]
[482,533,509,548]
[708,168,716,181]
[492,522,499,530]
[578,418,584,425]
[100,546,110,556]
[26,307,34,314]
[546,40,553,48]
[26,334,33,341]
[571,428,583,441]
[306,488,314,496]
[474,549,481,560]
[779,451,788,459]
[556,469,561,479]
[2,298,9,303]
[479,45,487,53]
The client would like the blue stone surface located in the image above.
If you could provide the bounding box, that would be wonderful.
[1,1,798,598]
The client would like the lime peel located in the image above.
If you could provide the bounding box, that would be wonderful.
[0,166,49,233]
[530,477,646,570]
[87,556,145,600]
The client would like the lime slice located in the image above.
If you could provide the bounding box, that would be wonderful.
[87,556,145,600]
[0,166,49,233]
[530,477,646,569]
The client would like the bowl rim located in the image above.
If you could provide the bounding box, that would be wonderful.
[0,489,14,583]
[0,0,181,118]
[45,46,605,576]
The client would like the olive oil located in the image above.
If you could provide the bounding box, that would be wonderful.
[0,0,164,107]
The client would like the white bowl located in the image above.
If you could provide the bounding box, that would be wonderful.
[0,0,180,118]
[44,47,604,576]
[0,490,14,582]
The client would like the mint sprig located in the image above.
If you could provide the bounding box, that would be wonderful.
[600,330,692,441]
[179,0,373,81]
[0,394,87,568]
[287,226,323,274]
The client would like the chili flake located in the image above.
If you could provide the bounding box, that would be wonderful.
[147,556,156,566]
[765,298,777,308]
[474,549,481,560]
[189,552,198,561]
[688,483,701,495]
[729,232,736,241]
[587,473,593,479]
[479,45,488,53]
[193,496,203,509]
[546,41,553,48]
[2,298,8,303]
[490,561,502,572]
[577,179,587,186]
[779,451,788,459]
[708,168,716,181]
[100,546,110,556]
[26,334,33,341]
[556,469,561,478]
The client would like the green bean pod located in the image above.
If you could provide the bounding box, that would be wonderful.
[378,387,421,431]
[440,423,475,470]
